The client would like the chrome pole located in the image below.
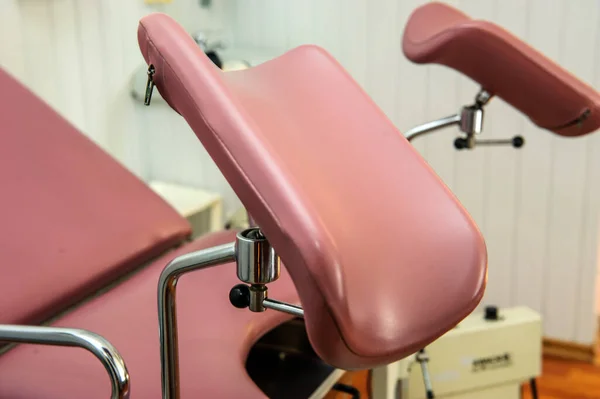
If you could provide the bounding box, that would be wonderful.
[157,242,237,399]
[404,114,461,142]
[416,349,434,399]
[0,325,130,399]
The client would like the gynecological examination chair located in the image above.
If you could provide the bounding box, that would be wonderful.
[0,3,596,399]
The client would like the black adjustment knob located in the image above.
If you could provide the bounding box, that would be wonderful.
[454,137,467,150]
[512,136,525,148]
[229,284,250,309]
[484,305,499,321]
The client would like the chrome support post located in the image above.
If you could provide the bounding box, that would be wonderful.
[0,325,130,399]
[158,227,303,399]
[416,349,435,399]
[158,242,237,399]
[404,113,461,142]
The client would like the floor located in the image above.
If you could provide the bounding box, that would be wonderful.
[521,356,600,399]
[326,356,600,399]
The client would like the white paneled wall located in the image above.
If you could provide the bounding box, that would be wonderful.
[228,0,600,344]
[0,0,238,211]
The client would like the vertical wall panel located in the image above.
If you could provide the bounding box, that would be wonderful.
[576,3,600,343]
[99,0,145,176]
[313,0,344,60]
[233,1,256,48]
[338,0,368,87]
[0,2,26,79]
[513,0,565,321]
[395,0,430,155]
[168,0,222,33]
[544,0,599,341]
[73,1,108,147]
[242,0,263,47]
[51,0,86,132]
[577,133,600,343]
[481,0,528,310]
[286,0,315,47]
[365,0,400,123]
[18,2,59,110]
[261,0,289,49]
[98,0,126,156]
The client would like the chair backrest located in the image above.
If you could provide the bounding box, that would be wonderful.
[138,13,487,369]
[0,68,191,325]
[403,2,600,137]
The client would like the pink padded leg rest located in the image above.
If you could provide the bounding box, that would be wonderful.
[0,68,191,325]
[403,2,600,137]
[0,231,297,398]
[138,13,487,369]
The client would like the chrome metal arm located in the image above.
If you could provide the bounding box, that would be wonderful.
[404,113,461,142]
[404,89,492,145]
[158,242,236,399]
[0,325,130,399]
[263,298,304,318]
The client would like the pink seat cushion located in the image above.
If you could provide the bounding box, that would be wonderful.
[403,2,600,137]
[0,231,297,398]
[138,14,486,369]
[0,68,191,325]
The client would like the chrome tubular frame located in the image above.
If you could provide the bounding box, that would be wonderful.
[263,298,304,317]
[158,242,237,399]
[404,113,462,142]
[0,325,130,399]
[157,227,302,399]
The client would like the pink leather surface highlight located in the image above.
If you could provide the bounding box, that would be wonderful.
[138,14,487,369]
[0,231,296,398]
[403,2,600,137]
[0,68,191,325]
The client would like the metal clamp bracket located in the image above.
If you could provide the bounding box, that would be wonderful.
[404,88,526,151]
[158,227,303,399]
[144,64,155,106]
[229,228,304,317]
[404,89,491,143]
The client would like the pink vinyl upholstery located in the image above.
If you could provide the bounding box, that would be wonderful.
[403,2,600,137]
[0,231,297,398]
[138,14,487,369]
[0,68,191,325]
